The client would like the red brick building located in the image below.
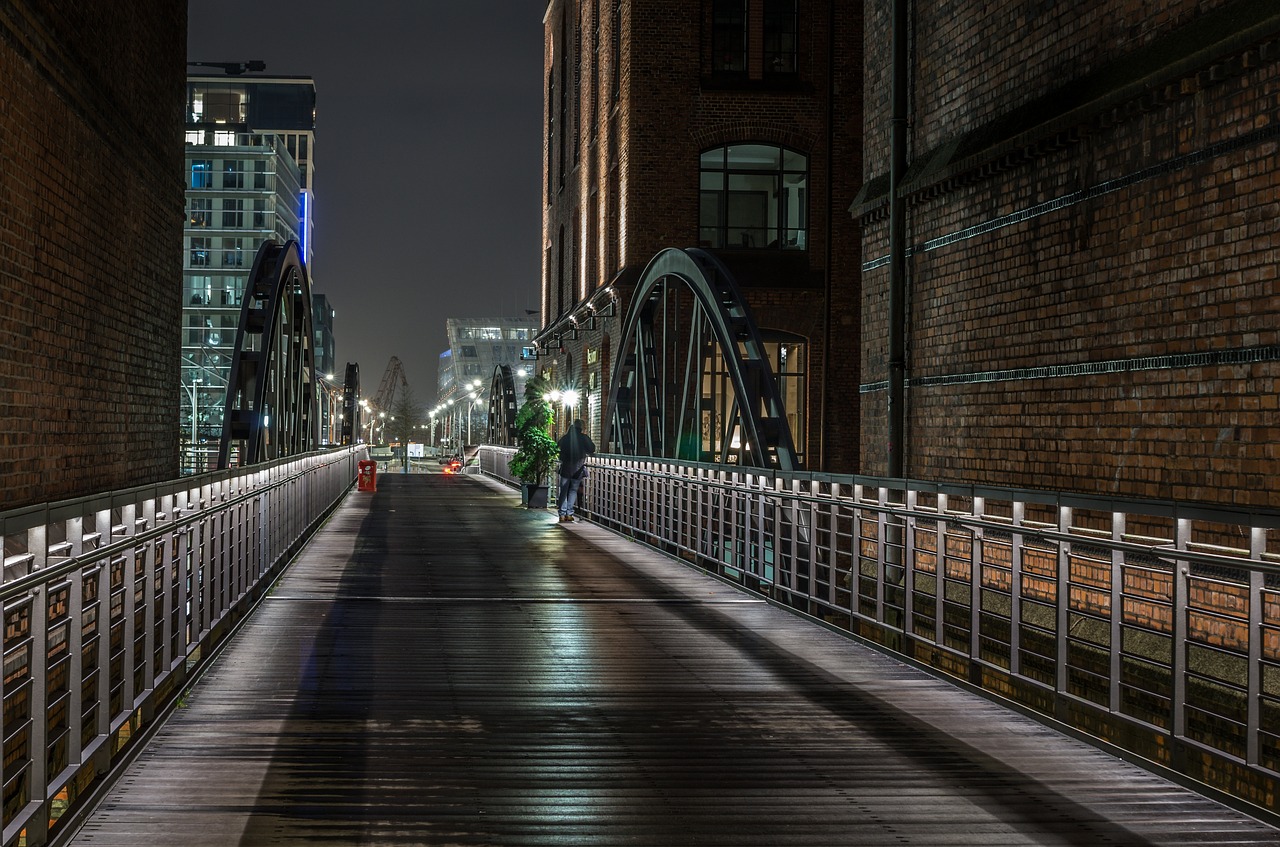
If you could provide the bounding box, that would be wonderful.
[539,0,863,471]
[0,1,187,507]
[856,1,1280,509]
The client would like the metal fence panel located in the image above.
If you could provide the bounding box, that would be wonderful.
[477,447,1280,816]
[0,448,361,846]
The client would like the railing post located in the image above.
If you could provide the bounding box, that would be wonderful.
[28,581,49,847]
[933,492,947,645]
[1055,504,1072,711]
[902,487,915,642]
[66,515,84,770]
[1171,517,1190,742]
[1010,499,1024,677]
[141,495,158,704]
[119,501,137,715]
[970,496,983,665]
[1247,526,1263,766]
[1110,510,1124,712]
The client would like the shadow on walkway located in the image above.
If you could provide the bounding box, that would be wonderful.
[69,473,1280,846]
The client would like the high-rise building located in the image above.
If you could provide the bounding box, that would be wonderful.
[180,75,319,472]
[538,0,863,470]
[312,293,339,444]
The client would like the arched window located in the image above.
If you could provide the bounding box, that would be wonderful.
[699,143,807,249]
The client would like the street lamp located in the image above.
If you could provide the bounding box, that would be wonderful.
[460,380,487,447]
[545,388,580,434]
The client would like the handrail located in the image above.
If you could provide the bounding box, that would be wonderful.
[0,447,363,846]
[478,445,1280,822]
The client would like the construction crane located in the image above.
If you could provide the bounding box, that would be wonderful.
[370,356,410,416]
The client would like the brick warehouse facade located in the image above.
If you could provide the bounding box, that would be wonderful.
[856,0,1279,510]
[539,0,863,471]
[0,2,187,508]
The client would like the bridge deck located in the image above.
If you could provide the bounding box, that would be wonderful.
[68,472,1279,846]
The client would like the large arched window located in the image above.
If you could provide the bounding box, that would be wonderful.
[699,143,807,250]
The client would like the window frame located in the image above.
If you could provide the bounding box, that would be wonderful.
[763,0,798,76]
[189,198,212,228]
[711,0,748,74]
[699,143,809,251]
[189,237,211,268]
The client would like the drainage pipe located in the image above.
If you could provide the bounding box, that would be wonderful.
[887,0,909,478]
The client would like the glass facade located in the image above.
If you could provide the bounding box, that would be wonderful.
[438,318,541,451]
[181,76,318,474]
[181,133,302,473]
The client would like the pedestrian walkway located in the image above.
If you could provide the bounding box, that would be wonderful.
[67,472,1280,846]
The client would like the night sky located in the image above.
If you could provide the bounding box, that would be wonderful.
[186,2,546,404]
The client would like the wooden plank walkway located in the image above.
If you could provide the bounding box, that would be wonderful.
[67,472,1280,846]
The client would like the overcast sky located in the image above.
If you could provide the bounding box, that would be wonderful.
[187,2,545,405]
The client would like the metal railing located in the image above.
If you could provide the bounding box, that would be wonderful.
[0,447,363,847]
[478,446,1280,819]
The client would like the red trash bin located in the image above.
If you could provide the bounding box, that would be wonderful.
[357,460,378,492]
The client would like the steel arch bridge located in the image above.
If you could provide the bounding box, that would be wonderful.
[603,248,799,470]
[488,364,519,446]
[218,239,317,468]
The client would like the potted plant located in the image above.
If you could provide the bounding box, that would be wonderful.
[508,374,558,508]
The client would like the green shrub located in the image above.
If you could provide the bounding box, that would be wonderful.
[509,374,558,484]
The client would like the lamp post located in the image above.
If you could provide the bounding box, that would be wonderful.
[466,394,478,446]
[443,398,456,453]
[428,410,437,456]
[461,379,483,448]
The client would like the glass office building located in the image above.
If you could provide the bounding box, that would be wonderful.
[181,75,318,473]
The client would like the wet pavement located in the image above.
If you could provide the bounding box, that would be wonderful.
[68,472,1280,846]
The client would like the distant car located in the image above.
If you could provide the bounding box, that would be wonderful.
[443,457,463,474]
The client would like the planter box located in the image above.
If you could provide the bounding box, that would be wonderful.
[521,483,549,509]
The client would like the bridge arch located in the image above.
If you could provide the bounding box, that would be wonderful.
[603,248,799,470]
[488,364,519,446]
[218,239,317,468]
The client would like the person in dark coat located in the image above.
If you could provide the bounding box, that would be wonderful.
[556,418,596,522]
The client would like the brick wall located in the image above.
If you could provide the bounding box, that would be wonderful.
[858,1,1280,508]
[0,1,186,508]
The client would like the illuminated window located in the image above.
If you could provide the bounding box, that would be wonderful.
[190,160,212,189]
[189,198,212,227]
[699,143,807,249]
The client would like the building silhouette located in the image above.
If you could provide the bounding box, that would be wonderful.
[538,0,863,467]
